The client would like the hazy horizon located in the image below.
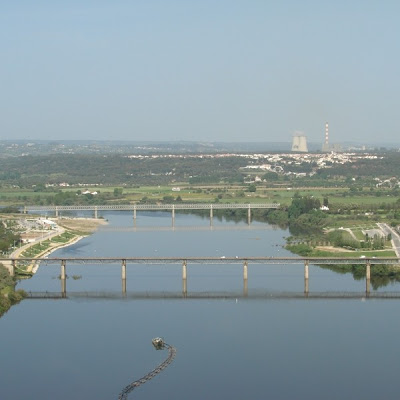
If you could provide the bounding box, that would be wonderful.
[1,1,399,144]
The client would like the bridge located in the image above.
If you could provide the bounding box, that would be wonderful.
[5,256,399,298]
[23,203,280,223]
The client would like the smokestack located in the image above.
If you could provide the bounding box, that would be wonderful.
[325,122,329,145]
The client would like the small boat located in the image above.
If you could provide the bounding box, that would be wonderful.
[152,337,165,350]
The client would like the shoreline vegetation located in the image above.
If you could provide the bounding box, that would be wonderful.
[0,217,107,317]
[0,264,26,317]
[185,204,400,289]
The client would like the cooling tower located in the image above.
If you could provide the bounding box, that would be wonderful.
[291,133,308,152]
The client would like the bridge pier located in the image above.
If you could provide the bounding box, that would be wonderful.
[304,260,309,296]
[172,205,175,226]
[366,261,371,296]
[210,205,213,226]
[10,259,16,277]
[182,260,187,297]
[94,206,98,219]
[133,206,137,221]
[243,261,248,297]
[122,259,127,294]
[55,207,59,218]
[23,206,27,214]
[61,260,66,298]
[247,204,251,225]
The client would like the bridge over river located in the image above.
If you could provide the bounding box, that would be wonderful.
[5,256,400,298]
[23,203,280,223]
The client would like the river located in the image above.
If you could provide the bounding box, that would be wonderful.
[1,212,400,400]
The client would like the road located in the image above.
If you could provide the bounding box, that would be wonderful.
[9,227,65,259]
[378,223,400,257]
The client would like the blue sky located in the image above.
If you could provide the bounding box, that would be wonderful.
[1,1,399,144]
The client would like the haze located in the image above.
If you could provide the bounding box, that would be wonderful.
[1,0,399,144]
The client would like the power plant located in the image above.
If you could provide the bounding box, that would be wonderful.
[322,122,329,152]
[321,122,342,152]
[291,132,308,152]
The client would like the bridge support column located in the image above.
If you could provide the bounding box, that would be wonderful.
[61,260,66,298]
[122,259,127,295]
[94,206,98,219]
[182,260,187,297]
[210,205,213,226]
[366,261,371,296]
[55,207,59,218]
[243,261,248,297]
[304,260,309,296]
[23,206,27,214]
[10,259,16,277]
[133,206,137,221]
[172,205,175,226]
[247,205,251,225]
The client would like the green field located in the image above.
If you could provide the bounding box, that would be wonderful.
[1,184,399,207]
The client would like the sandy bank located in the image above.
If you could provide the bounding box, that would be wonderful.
[56,217,108,233]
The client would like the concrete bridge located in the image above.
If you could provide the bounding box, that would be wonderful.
[4,256,399,298]
[23,203,280,223]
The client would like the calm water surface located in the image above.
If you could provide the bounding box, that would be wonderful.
[1,212,400,400]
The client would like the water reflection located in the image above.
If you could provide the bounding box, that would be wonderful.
[98,224,278,232]
[24,290,400,299]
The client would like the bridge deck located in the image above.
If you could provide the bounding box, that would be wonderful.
[3,256,400,265]
[24,203,280,212]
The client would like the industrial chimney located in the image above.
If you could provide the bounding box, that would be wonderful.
[322,122,330,152]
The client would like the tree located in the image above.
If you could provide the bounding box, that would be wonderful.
[288,196,321,219]
[162,195,175,203]
[248,184,256,192]
[263,172,279,181]
[113,188,123,197]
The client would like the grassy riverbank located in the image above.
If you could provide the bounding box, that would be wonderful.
[0,264,26,317]
[285,242,400,290]
[12,217,107,274]
[0,217,107,317]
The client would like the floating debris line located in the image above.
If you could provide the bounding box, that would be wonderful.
[118,338,176,400]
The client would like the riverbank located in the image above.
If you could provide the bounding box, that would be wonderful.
[26,234,86,274]
[0,218,106,316]
[285,222,400,290]
[10,217,107,274]
[0,264,26,317]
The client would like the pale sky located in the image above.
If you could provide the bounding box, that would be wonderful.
[1,0,399,144]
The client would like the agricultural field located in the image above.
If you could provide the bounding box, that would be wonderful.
[1,184,399,208]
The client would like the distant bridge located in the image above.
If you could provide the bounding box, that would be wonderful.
[5,256,399,298]
[23,203,280,222]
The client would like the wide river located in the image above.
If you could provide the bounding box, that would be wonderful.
[1,212,400,400]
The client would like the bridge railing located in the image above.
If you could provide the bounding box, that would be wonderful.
[2,256,399,265]
[23,203,280,212]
